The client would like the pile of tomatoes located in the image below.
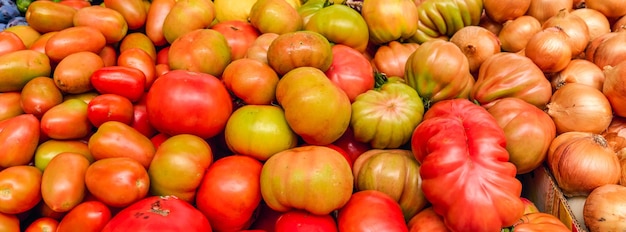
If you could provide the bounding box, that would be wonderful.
[3,0,619,231]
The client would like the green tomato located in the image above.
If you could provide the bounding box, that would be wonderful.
[224,105,298,161]
[350,75,424,149]
[304,4,369,52]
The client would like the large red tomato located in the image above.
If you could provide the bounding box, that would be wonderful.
[196,155,263,231]
[337,190,409,232]
[324,44,375,102]
[211,20,261,60]
[101,195,212,231]
[275,210,338,232]
[146,70,233,139]
[56,201,112,232]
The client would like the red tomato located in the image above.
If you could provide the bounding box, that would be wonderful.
[0,165,42,214]
[44,26,106,63]
[25,217,60,232]
[196,155,263,231]
[221,58,279,105]
[84,157,150,208]
[150,133,169,149]
[99,45,118,67]
[20,76,64,119]
[101,196,212,231]
[87,93,134,127]
[40,98,92,140]
[130,102,157,138]
[0,31,26,57]
[275,210,338,232]
[88,121,156,169]
[90,66,146,103]
[407,207,450,232]
[211,20,261,60]
[56,201,112,232]
[117,48,157,90]
[41,152,91,213]
[332,127,371,166]
[325,44,375,102]
[145,0,176,46]
[0,92,24,121]
[337,190,409,232]
[146,70,233,139]
[0,212,20,232]
[156,46,169,65]
[0,114,40,168]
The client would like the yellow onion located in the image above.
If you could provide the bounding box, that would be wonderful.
[590,32,626,70]
[601,117,626,156]
[526,0,573,25]
[525,26,572,73]
[542,9,590,57]
[479,13,503,36]
[586,0,626,18]
[449,26,501,74]
[583,184,626,232]
[499,16,542,53]
[613,16,626,32]
[546,83,613,134]
[483,0,531,23]
[571,8,611,41]
[547,132,621,197]
[585,32,618,64]
[603,61,626,119]
[550,59,605,91]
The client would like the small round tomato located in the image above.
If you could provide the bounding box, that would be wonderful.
[25,217,60,232]
[84,157,150,208]
[56,201,112,232]
[325,44,375,102]
[222,58,279,105]
[196,155,263,231]
[275,210,338,232]
[0,165,42,214]
[211,20,261,60]
[87,93,135,127]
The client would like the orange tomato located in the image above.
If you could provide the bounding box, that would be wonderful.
[0,92,24,121]
[145,0,176,46]
[52,51,104,94]
[117,48,157,89]
[40,152,91,212]
[0,31,26,57]
[103,0,147,30]
[222,58,279,105]
[44,26,107,63]
[0,165,42,214]
[84,158,150,208]
[72,5,129,44]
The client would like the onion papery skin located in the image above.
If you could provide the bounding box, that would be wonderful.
[583,184,626,232]
[550,59,605,91]
[524,27,572,73]
[603,61,626,118]
[471,52,552,109]
[547,132,621,197]
[499,16,542,53]
[546,83,613,134]
[483,0,531,23]
[525,0,573,25]
[542,9,590,58]
[449,26,501,74]
[571,8,611,41]
[586,0,626,19]
[601,116,626,154]
[589,31,626,70]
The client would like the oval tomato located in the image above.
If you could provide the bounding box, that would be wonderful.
[84,157,150,208]
[90,66,146,103]
[20,76,64,119]
[145,0,176,46]
[41,152,91,213]
[146,70,232,139]
[196,155,263,231]
[337,190,408,232]
[25,217,60,232]
[101,195,212,232]
[275,210,338,232]
[34,139,92,171]
[325,44,374,102]
[40,98,92,140]
[117,48,157,90]
[0,92,23,121]
[0,165,42,214]
[119,32,157,62]
[87,93,135,127]
[211,20,261,60]
[0,31,26,57]
[167,29,231,77]
[53,51,104,94]
[103,0,147,30]
[25,1,77,33]
[56,201,112,232]
[72,5,128,44]
[44,26,106,63]
[130,102,158,138]
[88,121,156,169]
[0,114,40,168]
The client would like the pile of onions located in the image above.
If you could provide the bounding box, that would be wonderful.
[449,26,501,74]
[545,83,612,134]
[499,16,542,53]
[583,184,626,231]
[547,132,621,197]
[524,26,572,73]
[542,9,590,58]
[526,0,573,25]
[603,60,626,118]
[585,0,626,19]
[550,59,605,91]
[483,0,531,23]
[570,8,611,41]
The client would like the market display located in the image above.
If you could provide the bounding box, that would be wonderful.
[2,0,626,231]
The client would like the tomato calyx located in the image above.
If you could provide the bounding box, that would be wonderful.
[373,72,388,90]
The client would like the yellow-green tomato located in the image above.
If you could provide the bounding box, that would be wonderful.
[224,105,298,161]
[260,145,354,215]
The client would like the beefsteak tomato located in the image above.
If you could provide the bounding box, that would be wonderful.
[410,99,524,231]
[324,44,374,102]
[337,190,408,232]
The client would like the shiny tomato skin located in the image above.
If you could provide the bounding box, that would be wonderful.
[40,152,91,213]
[0,31,26,57]
[56,201,112,232]
[40,98,92,140]
[130,103,158,138]
[117,48,157,90]
[84,157,150,208]
[275,210,338,232]
[88,121,156,169]
[145,0,176,46]
[20,76,64,119]
[101,196,212,232]
[90,66,146,103]
[196,155,263,231]
[25,217,60,232]
[145,70,232,139]
[87,93,134,127]
[337,190,409,232]
[0,114,41,168]
[0,92,24,122]
[211,20,261,60]
[72,5,128,44]
[0,165,42,214]
[103,0,147,30]
[325,44,375,102]
[44,26,106,63]
[221,58,279,105]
